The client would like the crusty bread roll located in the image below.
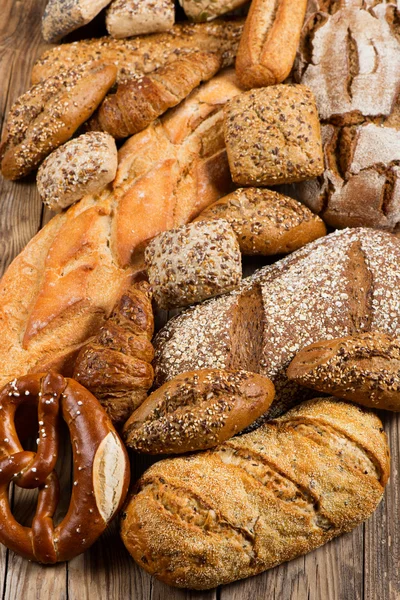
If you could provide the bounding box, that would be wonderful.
[32,20,244,84]
[89,52,222,139]
[153,228,400,418]
[42,0,112,43]
[194,188,327,255]
[287,332,400,411]
[121,397,389,589]
[37,132,118,211]
[123,369,275,454]
[224,85,324,186]
[145,220,242,309]
[236,0,308,89]
[106,0,175,38]
[0,70,242,388]
[179,0,248,22]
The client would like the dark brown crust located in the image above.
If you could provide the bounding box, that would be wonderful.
[120,397,389,589]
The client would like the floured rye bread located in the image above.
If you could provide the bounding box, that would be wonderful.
[292,0,400,232]
[153,228,400,418]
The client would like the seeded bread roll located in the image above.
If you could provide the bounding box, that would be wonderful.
[179,0,248,22]
[145,220,242,310]
[224,85,324,186]
[287,332,400,411]
[42,0,112,43]
[123,369,275,454]
[121,397,390,589]
[0,62,117,180]
[37,132,118,212]
[153,228,400,418]
[106,0,175,38]
[194,188,327,255]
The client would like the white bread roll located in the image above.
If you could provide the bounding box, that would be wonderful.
[106,0,175,38]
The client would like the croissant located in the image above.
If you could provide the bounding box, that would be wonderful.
[73,281,154,426]
[88,51,222,139]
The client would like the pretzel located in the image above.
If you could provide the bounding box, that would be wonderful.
[0,372,130,563]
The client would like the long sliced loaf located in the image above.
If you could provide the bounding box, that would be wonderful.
[0,70,241,388]
[153,228,400,418]
[121,397,389,589]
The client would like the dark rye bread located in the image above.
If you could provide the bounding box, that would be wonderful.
[153,228,400,418]
[121,398,389,589]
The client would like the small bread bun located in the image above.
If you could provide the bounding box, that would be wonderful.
[37,132,118,211]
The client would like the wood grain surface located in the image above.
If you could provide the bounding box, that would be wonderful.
[0,1,399,599]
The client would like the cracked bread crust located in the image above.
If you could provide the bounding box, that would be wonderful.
[293,1,400,231]
[120,397,389,589]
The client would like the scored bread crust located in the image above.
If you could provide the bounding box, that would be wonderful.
[153,228,400,418]
[120,397,389,589]
[0,70,241,388]
[32,19,245,84]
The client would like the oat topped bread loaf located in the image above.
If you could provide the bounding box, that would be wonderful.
[32,19,245,84]
[293,1,400,232]
[121,397,389,589]
[37,132,118,211]
[106,0,175,38]
[42,0,112,43]
[145,220,242,309]
[179,0,248,21]
[224,85,324,186]
[194,188,327,255]
[287,332,400,411]
[153,228,400,418]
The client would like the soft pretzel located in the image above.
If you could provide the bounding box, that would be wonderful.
[0,372,130,563]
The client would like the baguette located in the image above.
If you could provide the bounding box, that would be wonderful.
[287,332,400,411]
[121,397,389,589]
[31,20,245,84]
[0,70,241,388]
[235,0,308,89]
[153,228,400,418]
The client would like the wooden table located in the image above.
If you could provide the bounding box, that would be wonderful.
[0,2,399,598]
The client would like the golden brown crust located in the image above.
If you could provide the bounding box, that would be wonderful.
[123,369,275,453]
[287,332,400,411]
[194,188,327,255]
[89,52,222,139]
[120,397,389,589]
[1,62,117,180]
[235,0,308,89]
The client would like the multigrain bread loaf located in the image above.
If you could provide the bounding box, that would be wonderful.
[293,1,400,232]
[224,85,324,186]
[153,228,400,418]
[42,0,112,43]
[179,0,248,21]
[0,62,117,180]
[37,132,118,211]
[123,369,275,454]
[194,188,327,255]
[287,332,400,411]
[31,20,245,84]
[89,52,222,139]
[121,397,390,589]
[0,71,241,389]
[106,0,175,38]
[235,0,308,89]
[145,220,242,310]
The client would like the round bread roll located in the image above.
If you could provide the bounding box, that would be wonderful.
[37,132,118,211]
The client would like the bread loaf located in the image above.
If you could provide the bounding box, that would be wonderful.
[179,0,248,21]
[194,188,327,255]
[106,0,175,38]
[153,228,400,418]
[1,62,117,180]
[235,0,308,89]
[31,20,245,84]
[224,85,324,186]
[42,0,112,43]
[123,369,275,454]
[287,332,400,411]
[121,397,389,589]
[0,70,241,388]
[293,1,400,232]
[37,132,118,211]
[89,52,222,139]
